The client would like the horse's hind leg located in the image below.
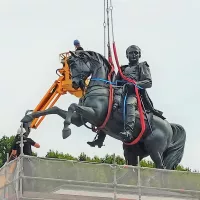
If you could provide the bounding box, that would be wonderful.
[123,144,145,166]
[127,154,143,166]
[149,151,164,169]
[144,130,166,169]
[146,142,165,169]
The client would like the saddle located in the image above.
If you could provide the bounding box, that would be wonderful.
[113,86,166,121]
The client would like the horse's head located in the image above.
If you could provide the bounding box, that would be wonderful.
[68,50,112,90]
[67,51,92,90]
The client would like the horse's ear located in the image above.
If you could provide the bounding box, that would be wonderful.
[69,51,78,58]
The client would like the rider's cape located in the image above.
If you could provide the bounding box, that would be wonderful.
[140,88,166,120]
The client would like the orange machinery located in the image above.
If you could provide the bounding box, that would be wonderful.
[29,52,89,129]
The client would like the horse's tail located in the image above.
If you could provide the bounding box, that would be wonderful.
[163,123,186,169]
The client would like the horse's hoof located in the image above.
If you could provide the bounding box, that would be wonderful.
[21,115,33,123]
[62,128,71,139]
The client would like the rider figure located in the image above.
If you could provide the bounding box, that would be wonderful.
[74,40,84,51]
[114,45,152,142]
[87,45,162,147]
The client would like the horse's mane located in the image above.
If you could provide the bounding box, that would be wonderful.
[76,50,113,74]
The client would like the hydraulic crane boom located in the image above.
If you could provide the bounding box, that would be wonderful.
[30,52,89,129]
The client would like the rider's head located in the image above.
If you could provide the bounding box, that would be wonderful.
[126,45,141,64]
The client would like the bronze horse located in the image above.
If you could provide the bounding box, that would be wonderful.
[21,50,186,169]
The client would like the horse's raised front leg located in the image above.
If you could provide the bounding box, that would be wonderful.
[21,106,68,123]
[62,111,84,139]
[20,106,84,139]
[62,103,96,139]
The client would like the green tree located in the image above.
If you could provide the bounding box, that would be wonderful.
[32,152,38,157]
[91,155,101,163]
[101,154,115,164]
[0,136,193,172]
[140,160,155,168]
[175,164,191,171]
[46,149,77,160]
[78,152,91,162]
[44,150,192,172]
[0,135,15,167]
[115,155,126,165]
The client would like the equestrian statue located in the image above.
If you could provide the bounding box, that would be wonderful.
[21,45,186,170]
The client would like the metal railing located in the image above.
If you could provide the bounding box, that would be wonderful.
[0,125,199,199]
[0,154,200,200]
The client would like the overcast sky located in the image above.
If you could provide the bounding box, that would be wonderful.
[0,0,199,170]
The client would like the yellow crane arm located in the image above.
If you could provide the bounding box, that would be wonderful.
[30,52,89,129]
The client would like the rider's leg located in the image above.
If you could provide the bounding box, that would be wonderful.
[113,87,123,111]
[119,95,137,142]
[87,130,106,148]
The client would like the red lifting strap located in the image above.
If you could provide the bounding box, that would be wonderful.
[93,45,115,131]
[102,0,146,145]
[112,42,146,145]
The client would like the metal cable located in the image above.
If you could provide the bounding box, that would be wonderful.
[106,0,111,58]
[103,0,107,57]
[109,0,115,42]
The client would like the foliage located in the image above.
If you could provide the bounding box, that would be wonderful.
[0,135,195,172]
[45,150,191,172]
[0,135,15,167]
[45,149,77,160]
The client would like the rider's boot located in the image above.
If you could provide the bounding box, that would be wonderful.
[87,131,106,148]
[119,97,137,143]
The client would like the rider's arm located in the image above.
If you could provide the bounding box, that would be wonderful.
[112,66,127,86]
[137,62,152,89]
